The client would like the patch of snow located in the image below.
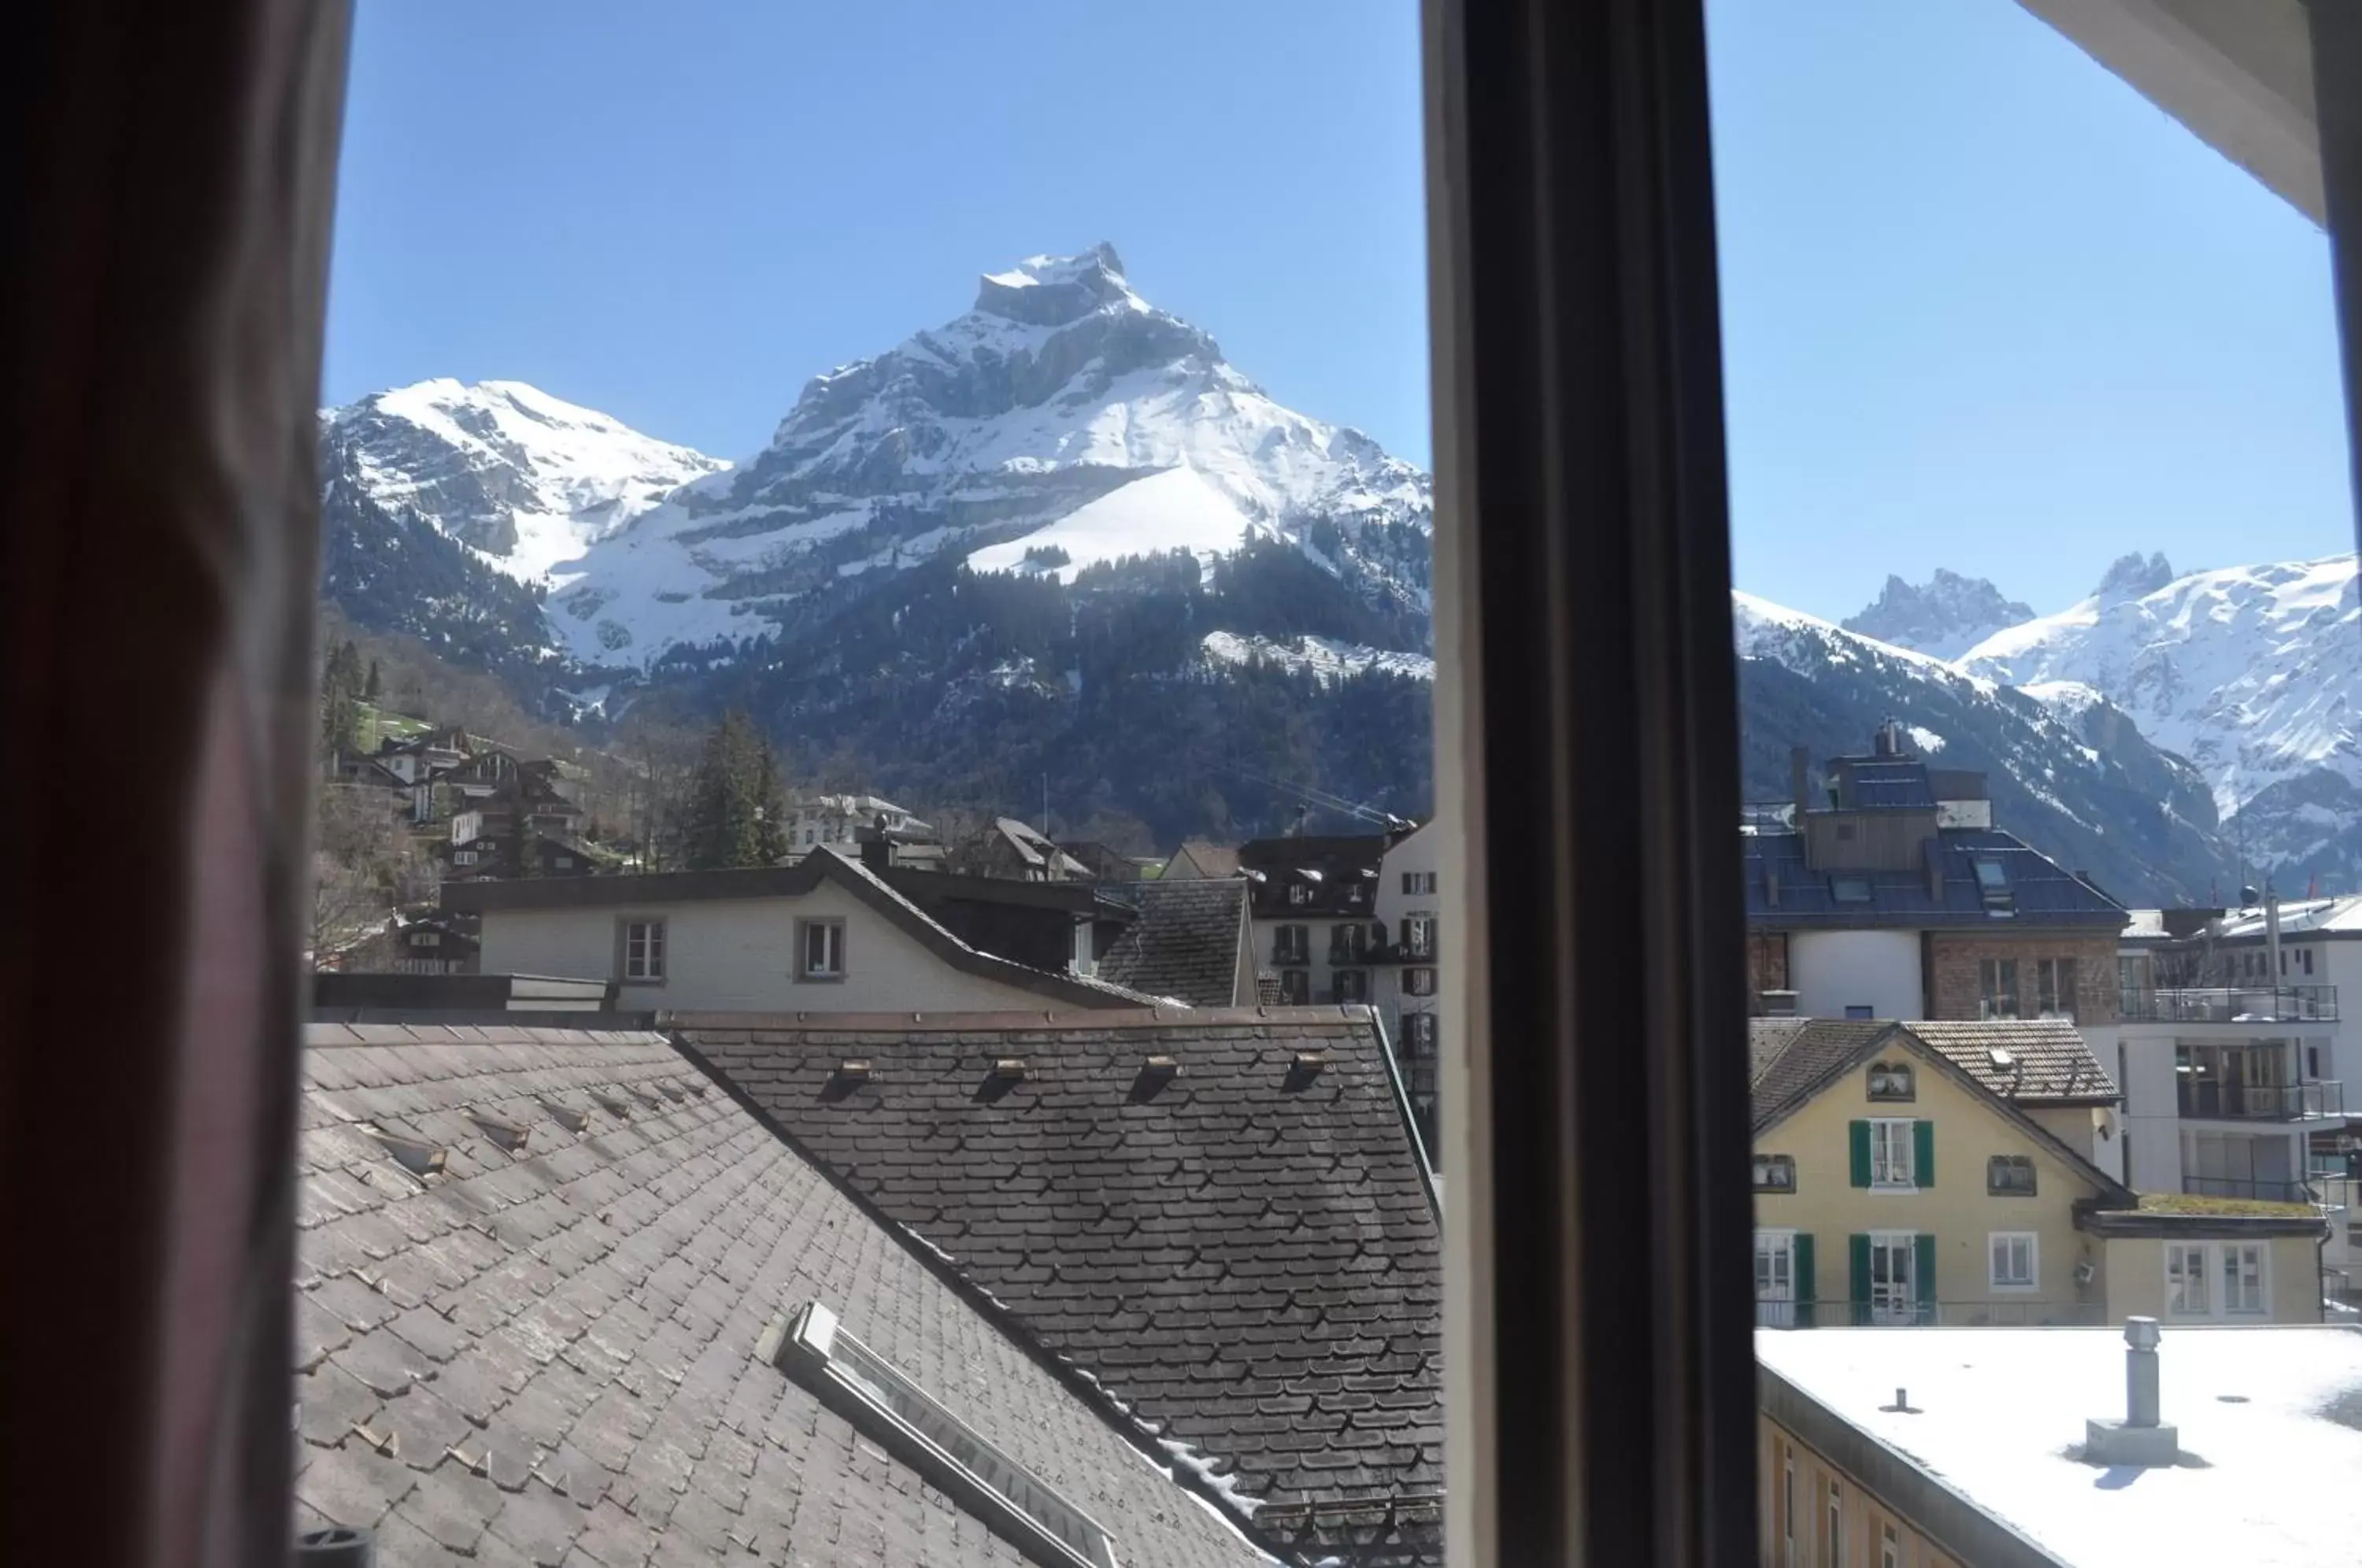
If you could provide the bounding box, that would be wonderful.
[1904,724,1945,755]
[967,468,1259,582]
[1201,631,1435,684]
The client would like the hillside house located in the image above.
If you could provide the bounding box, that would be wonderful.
[957,815,1091,882]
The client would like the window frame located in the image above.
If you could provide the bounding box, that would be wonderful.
[2222,1242,2268,1315]
[1864,1062,1914,1103]
[2166,1242,2212,1316]
[1752,1153,1797,1193]
[618,916,668,984]
[1868,1118,1917,1191]
[1405,966,1438,997]
[1979,957,2020,1020]
[1988,1230,2038,1291]
[1986,1153,2037,1196]
[794,916,846,982]
[2036,956,2077,1020]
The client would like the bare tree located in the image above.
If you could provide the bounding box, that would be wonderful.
[309,782,403,961]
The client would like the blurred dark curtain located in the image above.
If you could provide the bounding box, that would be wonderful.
[0,4,349,1565]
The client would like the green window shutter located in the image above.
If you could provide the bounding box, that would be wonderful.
[1793,1234,1816,1329]
[1913,1119,1935,1188]
[1849,1233,1871,1325]
[1915,1233,1938,1324]
[1849,1120,1871,1188]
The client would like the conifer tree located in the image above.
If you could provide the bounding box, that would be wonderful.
[682,712,779,870]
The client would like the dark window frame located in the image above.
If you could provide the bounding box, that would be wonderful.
[794,916,846,982]
[1865,1062,1914,1103]
[617,916,668,984]
[1986,1154,2038,1196]
[1752,1154,1797,1193]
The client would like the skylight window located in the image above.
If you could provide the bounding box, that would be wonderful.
[1972,858,2013,910]
[761,1301,1118,1568]
[1829,875,1872,904]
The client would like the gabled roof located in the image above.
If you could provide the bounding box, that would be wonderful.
[292,1025,1266,1568]
[1095,880,1251,1007]
[1749,1020,2135,1206]
[1742,827,2128,930]
[441,848,1171,1010]
[1746,1017,1812,1085]
[1904,1019,2120,1106]
[683,1009,1445,1563]
[1168,840,1242,879]
[990,816,1091,877]
[1236,834,1401,918]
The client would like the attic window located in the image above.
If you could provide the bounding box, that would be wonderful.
[1829,875,1871,904]
[1986,1046,2015,1071]
[989,1058,1028,1082]
[834,1059,874,1085]
[1866,1063,1914,1103]
[1751,1154,1795,1192]
[760,1302,1118,1568]
[1987,1155,2037,1196]
[1973,858,2013,911]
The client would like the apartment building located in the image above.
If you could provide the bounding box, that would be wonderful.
[1743,726,2126,1030]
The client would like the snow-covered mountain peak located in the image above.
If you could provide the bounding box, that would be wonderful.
[975,242,1140,326]
[1959,553,2361,815]
[322,379,724,582]
[1840,568,2034,659]
[2094,549,2176,601]
[551,246,1432,666]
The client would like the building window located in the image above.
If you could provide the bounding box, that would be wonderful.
[1273,924,1309,965]
[2036,957,2077,1019]
[1989,1232,2037,1289]
[1826,1480,1842,1568]
[452,849,478,867]
[1287,882,1313,906]
[1972,857,2012,911]
[1753,1154,1797,1193]
[1829,875,1871,904]
[1333,969,1369,1004]
[1870,1119,1916,1189]
[1986,1154,2036,1196]
[1402,913,1438,958]
[1279,968,1309,1005]
[1403,1011,1438,1057]
[1979,958,2020,1019]
[553,853,573,869]
[2223,1244,2266,1315]
[1866,1062,1914,1102]
[1331,922,1374,963]
[622,919,666,982]
[1401,870,1437,895]
[2166,1244,2210,1316]
[2308,1045,2323,1081]
[795,919,846,980]
[1405,967,1437,997]
[1881,1521,1899,1568]
[410,931,440,948]
[1783,1449,1796,1566]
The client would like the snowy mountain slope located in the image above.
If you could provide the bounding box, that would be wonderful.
[321,379,726,583]
[1732,592,2232,901]
[1840,569,2034,659]
[546,245,1433,667]
[1958,553,2362,815]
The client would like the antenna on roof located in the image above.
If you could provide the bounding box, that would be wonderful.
[1207,760,1409,832]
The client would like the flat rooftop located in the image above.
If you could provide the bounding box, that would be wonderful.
[1758,1326,2362,1568]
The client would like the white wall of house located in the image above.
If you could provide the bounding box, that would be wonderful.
[1374,824,1442,1091]
[476,882,1057,1014]
[1787,930,1923,1019]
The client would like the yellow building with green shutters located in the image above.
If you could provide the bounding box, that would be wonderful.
[1749,1019,2326,1327]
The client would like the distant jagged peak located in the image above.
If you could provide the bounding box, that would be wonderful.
[2094,549,2175,601]
[1839,568,2034,659]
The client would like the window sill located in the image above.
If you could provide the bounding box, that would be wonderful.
[1868,1183,1918,1194]
[796,973,847,984]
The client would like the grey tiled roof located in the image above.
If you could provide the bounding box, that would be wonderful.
[1095,880,1249,1007]
[683,1009,1445,1563]
[292,1023,1266,1568]
[1748,1019,1897,1130]
[1747,1018,1810,1085]
[1904,1019,2120,1104]
[1742,827,2127,929]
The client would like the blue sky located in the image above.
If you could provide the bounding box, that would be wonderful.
[325,0,2352,623]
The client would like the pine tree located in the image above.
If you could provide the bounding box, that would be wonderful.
[319,641,364,757]
[682,712,777,870]
[365,657,383,700]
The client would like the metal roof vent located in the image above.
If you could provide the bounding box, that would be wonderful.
[364,1126,446,1178]
[539,1098,589,1134]
[590,1090,632,1119]
[657,1081,687,1103]
[466,1110,531,1154]
[1131,1055,1181,1102]
[989,1058,1028,1082]
[1285,1051,1331,1090]
[1988,1046,2016,1070]
[835,1059,873,1085]
[975,1058,1027,1104]
[2085,1317,2179,1466]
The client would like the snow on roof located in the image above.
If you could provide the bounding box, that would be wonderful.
[1758,1326,2362,1568]
[2213,895,2362,939]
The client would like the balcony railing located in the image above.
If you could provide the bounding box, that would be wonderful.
[2176,1079,2344,1121]
[1754,1298,2106,1329]
[2120,984,2338,1023]
[2179,1174,2321,1204]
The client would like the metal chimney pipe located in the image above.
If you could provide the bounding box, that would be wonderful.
[2124,1316,2160,1428]
[2265,886,2284,1008]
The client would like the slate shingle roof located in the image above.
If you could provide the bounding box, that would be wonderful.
[1747,1018,1810,1085]
[683,1008,1445,1565]
[1904,1019,2120,1104]
[1094,880,1249,1007]
[292,1024,1266,1568]
[1742,827,2127,929]
[1748,1019,1897,1130]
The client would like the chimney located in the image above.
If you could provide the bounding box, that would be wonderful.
[2083,1317,2179,1466]
[857,812,892,871]
[1790,745,1811,824]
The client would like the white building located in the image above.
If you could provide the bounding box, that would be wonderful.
[445,846,1156,1015]
[785,792,931,856]
[1373,821,1442,1127]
